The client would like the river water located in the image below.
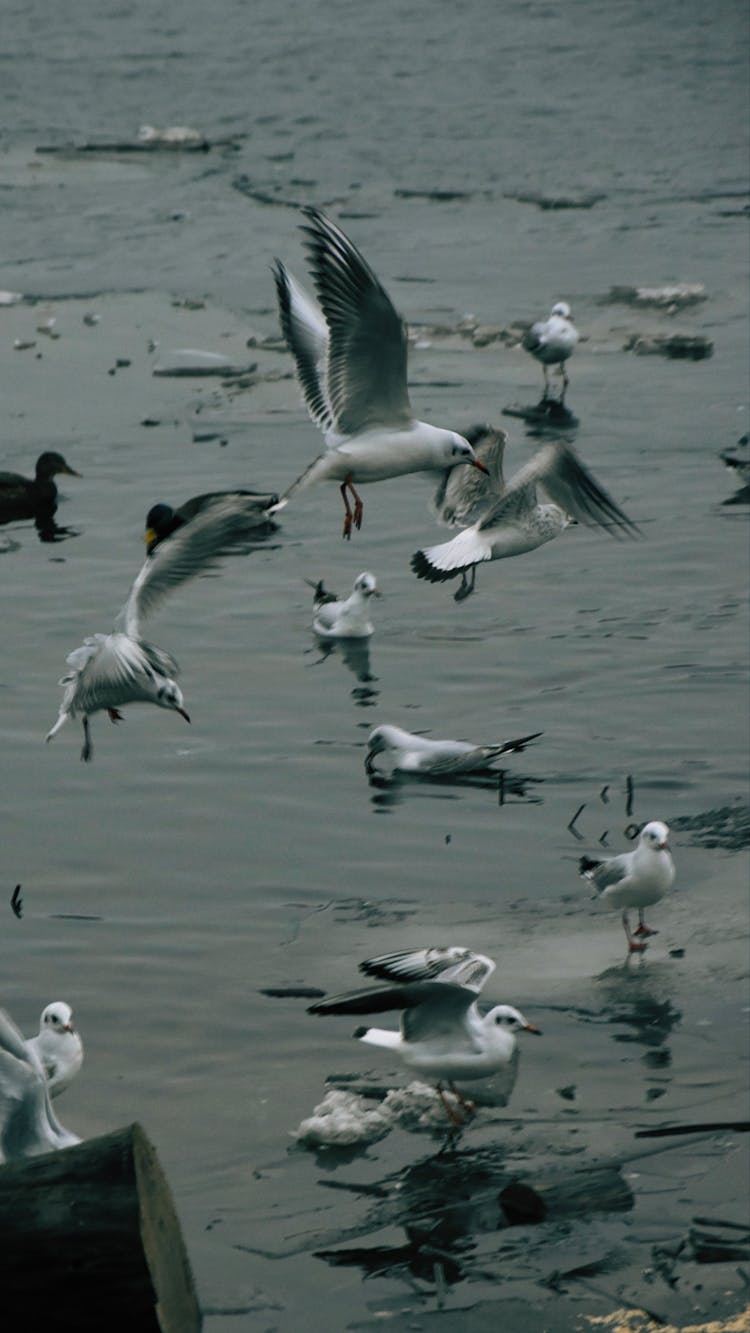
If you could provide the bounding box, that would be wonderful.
[1,1,748,1329]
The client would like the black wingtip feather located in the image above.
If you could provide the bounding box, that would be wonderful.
[411,549,463,583]
[579,854,602,875]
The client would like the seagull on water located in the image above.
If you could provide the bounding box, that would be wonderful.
[46,497,256,761]
[25,1002,83,1098]
[522,301,579,402]
[310,571,380,639]
[412,430,640,599]
[308,946,540,1123]
[272,207,489,538]
[365,723,542,776]
[580,820,675,953]
[0,1007,80,1163]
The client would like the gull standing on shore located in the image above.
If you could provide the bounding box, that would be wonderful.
[580,820,676,953]
[272,207,488,538]
[522,301,579,402]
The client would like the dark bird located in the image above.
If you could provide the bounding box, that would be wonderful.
[144,488,279,553]
[0,451,80,521]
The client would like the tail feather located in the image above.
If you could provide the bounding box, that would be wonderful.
[579,854,602,879]
[412,527,489,583]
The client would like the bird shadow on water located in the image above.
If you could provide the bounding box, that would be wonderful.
[305,638,379,701]
[366,768,544,812]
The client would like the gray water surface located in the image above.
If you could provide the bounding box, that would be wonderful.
[1,1,748,1328]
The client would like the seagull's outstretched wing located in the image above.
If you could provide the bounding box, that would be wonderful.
[0,1009,79,1163]
[361,947,496,994]
[300,207,412,434]
[432,426,508,527]
[118,497,262,637]
[483,442,640,537]
[273,261,333,433]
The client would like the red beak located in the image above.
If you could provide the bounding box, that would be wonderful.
[178,709,191,723]
[471,459,490,474]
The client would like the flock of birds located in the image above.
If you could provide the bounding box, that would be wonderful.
[1,206,679,1150]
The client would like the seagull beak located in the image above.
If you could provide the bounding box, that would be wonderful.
[523,1023,542,1035]
[63,1023,74,1033]
[659,841,670,852]
[470,459,490,474]
[178,708,191,723]
[144,528,157,546]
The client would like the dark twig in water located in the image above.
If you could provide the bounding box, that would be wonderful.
[497,771,505,806]
[598,830,609,846]
[626,774,634,816]
[635,1121,750,1139]
[567,803,586,838]
[600,785,609,803]
[10,884,23,919]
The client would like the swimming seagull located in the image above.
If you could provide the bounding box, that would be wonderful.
[580,820,675,953]
[46,497,256,761]
[144,488,279,553]
[310,571,380,638]
[308,947,540,1124]
[522,301,579,402]
[25,1002,83,1098]
[272,207,489,538]
[412,434,640,600]
[0,1007,80,1163]
[365,723,542,776]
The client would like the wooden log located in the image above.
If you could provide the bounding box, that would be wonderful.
[0,1122,201,1332]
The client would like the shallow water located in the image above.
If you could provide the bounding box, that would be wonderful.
[1,1,748,1328]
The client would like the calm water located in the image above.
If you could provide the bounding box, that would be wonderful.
[1,1,748,1328]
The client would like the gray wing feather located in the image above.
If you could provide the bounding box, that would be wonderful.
[300,208,412,434]
[432,427,507,527]
[361,947,495,993]
[589,854,630,892]
[483,443,640,537]
[273,260,333,432]
[118,497,260,636]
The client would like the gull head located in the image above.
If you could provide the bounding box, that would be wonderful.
[487,1004,542,1036]
[551,301,572,319]
[156,679,191,722]
[443,433,490,475]
[353,572,381,599]
[40,1001,76,1035]
[364,724,400,772]
[640,820,670,852]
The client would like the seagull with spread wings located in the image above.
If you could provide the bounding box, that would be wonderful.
[272,207,488,538]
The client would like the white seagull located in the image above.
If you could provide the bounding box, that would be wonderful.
[580,820,676,953]
[412,433,640,600]
[365,723,542,776]
[46,497,255,761]
[25,1002,83,1098]
[308,946,540,1123]
[0,1007,80,1163]
[272,207,489,538]
[310,571,380,639]
[522,301,579,402]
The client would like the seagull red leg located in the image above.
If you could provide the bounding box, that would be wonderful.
[449,1081,476,1118]
[633,910,658,939]
[436,1082,465,1127]
[622,909,647,952]
[340,479,354,540]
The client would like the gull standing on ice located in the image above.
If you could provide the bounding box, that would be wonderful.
[25,1002,83,1098]
[272,207,488,538]
[0,1007,80,1163]
[365,722,542,776]
[412,434,640,600]
[580,820,675,953]
[46,497,255,761]
[308,947,540,1123]
[310,571,380,639]
[522,301,579,402]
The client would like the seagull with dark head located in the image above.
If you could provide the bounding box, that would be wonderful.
[272,207,488,538]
